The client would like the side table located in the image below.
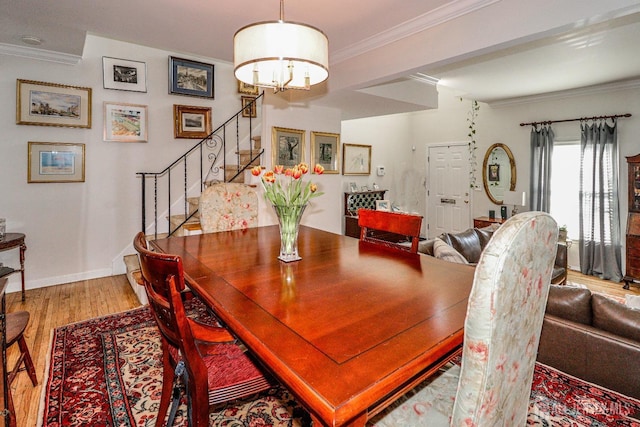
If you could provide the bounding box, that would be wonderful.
[0,234,26,301]
[473,216,506,229]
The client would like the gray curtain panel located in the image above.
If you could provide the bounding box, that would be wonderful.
[529,125,554,212]
[578,119,623,282]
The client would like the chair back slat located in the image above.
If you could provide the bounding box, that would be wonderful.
[358,209,423,253]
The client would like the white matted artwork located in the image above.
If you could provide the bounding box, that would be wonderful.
[376,200,390,211]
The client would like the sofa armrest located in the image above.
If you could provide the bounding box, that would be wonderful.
[538,314,640,399]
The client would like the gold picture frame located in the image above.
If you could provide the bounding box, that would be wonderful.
[28,142,85,183]
[173,104,212,139]
[342,143,372,175]
[16,79,92,128]
[241,96,257,118]
[272,126,305,167]
[237,80,259,95]
[103,102,148,142]
[311,131,340,174]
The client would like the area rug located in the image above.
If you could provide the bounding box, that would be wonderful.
[37,299,309,427]
[38,299,640,426]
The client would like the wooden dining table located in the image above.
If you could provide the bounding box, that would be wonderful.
[151,225,475,426]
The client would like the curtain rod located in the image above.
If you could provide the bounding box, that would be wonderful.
[519,113,632,127]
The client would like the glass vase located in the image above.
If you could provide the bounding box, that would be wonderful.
[273,204,307,262]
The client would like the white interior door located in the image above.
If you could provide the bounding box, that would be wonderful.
[427,143,471,238]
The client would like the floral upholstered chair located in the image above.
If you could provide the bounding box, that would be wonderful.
[372,211,558,426]
[199,183,258,233]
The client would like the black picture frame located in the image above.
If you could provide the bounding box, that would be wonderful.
[169,56,215,99]
[488,164,500,181]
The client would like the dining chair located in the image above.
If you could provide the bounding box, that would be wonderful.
[199,183,258,233]
[372,211,558,426]
[6,310,38,426]
[358,208,423,253]
[133,232,272,427]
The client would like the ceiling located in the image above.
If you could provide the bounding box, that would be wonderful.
[2,0,640,119]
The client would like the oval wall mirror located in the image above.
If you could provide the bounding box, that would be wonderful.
[482,143,516,205]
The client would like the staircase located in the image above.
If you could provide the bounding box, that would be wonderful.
[126,94,264,301]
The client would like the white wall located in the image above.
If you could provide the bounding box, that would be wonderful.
[342,84,640,270]
[2,33,639,296]
[0,35,248,294]
[260,93,344,235]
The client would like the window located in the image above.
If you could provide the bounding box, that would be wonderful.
[550,142,580,239]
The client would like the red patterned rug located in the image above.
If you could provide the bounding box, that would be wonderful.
[38,299,640,426]
[37,298,309,426]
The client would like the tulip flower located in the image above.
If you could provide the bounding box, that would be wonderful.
[258,162,324,208]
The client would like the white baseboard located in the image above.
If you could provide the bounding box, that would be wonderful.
[4,268,113,296]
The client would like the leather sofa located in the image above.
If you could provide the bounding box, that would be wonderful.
[419,227,568,284]
[538,285,640,399]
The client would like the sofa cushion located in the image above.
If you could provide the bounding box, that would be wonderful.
[545,285,592,325]
[440,229,482,263]
[432,238,469,264]
[592,293,640,342]
[475,228,494,251]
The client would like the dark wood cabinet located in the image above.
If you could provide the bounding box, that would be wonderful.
[344,190,386,238]
[624,154,640,289]
[473,216,506,229]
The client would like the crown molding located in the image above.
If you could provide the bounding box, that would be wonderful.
[331,0,500,64]
[0,43,81,65]
[488,78,640,108]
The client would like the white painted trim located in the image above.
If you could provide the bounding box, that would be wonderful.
[331,0,501,64]
[0,43,82,64]
[5,267,113,295]
[489,78,640,108]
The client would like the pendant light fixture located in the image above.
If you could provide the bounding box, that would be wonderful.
[233,0,329,92]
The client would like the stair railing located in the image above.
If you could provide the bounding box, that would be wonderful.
[137,92,264,239]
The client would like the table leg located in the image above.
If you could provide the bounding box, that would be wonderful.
[19,242,26,301]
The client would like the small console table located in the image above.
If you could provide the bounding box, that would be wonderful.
[0,234,26,301]
[473,216,506,229]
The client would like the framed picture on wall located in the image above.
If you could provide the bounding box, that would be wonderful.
[342,143,371,175]
[28,141,85,183]
[238,80,259,95]
[241,96,257,118]
[169,56,215,98]
[103,102,148,142]
[16,79,92,128]
[311,131,340,174]
[102,57,147,92]
[272,126,305,167]
[488,163,500,181]
[173,104,212,138]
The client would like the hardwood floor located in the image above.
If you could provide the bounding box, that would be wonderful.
[6,275,141,427]
[5,270,639,427]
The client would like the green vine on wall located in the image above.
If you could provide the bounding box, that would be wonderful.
[463,99,480,189]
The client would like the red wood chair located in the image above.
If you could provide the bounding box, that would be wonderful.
[6,310,38,427]
[133,232,272,427]
[358,209,423,253]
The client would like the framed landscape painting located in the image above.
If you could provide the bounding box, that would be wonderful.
[173,104,212,139]
[28,142,85,183]
[16,79,92,128]
[311,131,340,174]
[169,56,214,98]
[272,127,305,168]
[103,102,148,142]
[102,56,147,92]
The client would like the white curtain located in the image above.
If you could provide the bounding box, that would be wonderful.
[529,125,554,212]
[578,119,623,281]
